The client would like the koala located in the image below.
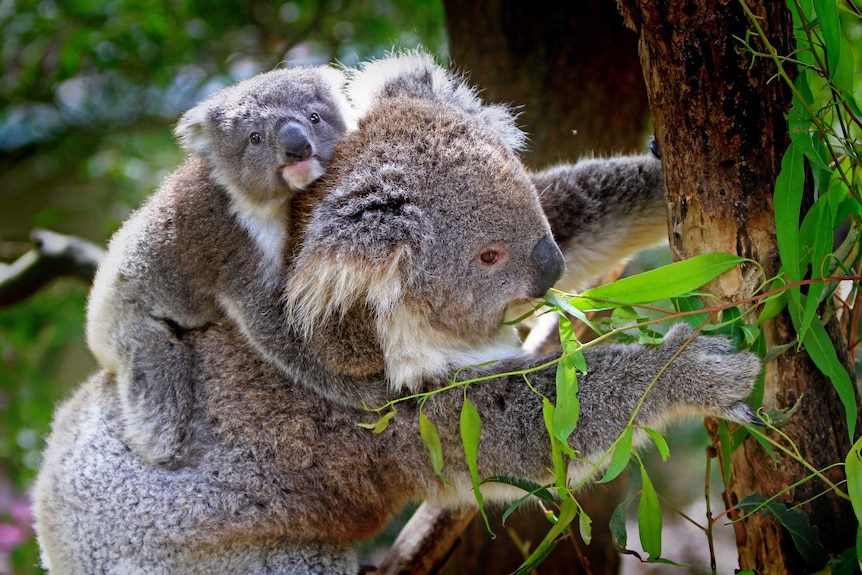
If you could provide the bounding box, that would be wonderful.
[85,65,354,467]
[34,53,760,574]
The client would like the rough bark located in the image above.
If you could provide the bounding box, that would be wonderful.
[617,1,859,572]
[432,2,650,573]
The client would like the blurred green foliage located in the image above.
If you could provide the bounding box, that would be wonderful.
[0,2,446,572]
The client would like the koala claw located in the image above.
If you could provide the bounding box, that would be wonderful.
[723,400,762,425]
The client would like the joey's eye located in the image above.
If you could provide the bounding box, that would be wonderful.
[249,132,263,145]
[309,112,321,124]
[479,250,500,265]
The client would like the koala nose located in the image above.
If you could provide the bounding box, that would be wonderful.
[279,123,313,162]
[529,234,565,298]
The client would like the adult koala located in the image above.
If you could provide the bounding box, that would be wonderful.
[33,53,760,574]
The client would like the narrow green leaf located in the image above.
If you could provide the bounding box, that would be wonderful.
[554,352,580,444]
[845,436,862,526]
[801,318,857,439]
[461,397,492,535]
[579,507,593,545]
[513,496,579,575]
[638,465,663,560]
[543,398,566,487]
[545,290,598,331]
[357,409,397,434]
[738,492,828,565]
[419,411,446,480]
[576,253,747,307]
[718,419,733,485]
[813,0,841,75]
[599,426,633,484]
[610,494,641,556]
[774,143,805,283]
[642,427,670,462]
[482,476,557,505]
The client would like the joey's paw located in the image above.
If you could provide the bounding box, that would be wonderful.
[665,324,762,424]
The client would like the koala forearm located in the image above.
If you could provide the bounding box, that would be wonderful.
[421,324,759,501]
[535,155,668,287]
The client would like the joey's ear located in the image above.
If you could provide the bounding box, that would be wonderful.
[347,50,526,152]
[174,101,216,155]
[314,64,358,131]
[285,180,428,339]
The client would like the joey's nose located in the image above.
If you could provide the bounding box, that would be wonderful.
[529,234,565,298]
[279,123,312,162]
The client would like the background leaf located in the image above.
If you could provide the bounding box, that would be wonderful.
[638,465,663,560]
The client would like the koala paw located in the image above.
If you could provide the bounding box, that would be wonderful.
[663,323,762,425]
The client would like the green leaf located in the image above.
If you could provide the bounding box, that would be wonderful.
[357,409,397,434]
[419,411,446,481]
[576,253,746,308]
[642,427,670,462]
[461,397,492,535]
[813,0,841,75]
[774,143,806,283]
[845,436,862,526]
[545,290,598,332]
[579,507,593,545]
[554,352,581,444]
[738,492,828,565]
[638,465,663,560]
[718,419,733,484]
[599,426,633,484]
[482,475,557,505]
[543,398,567,486]
[513,496,579,575]
[801,318,857,439]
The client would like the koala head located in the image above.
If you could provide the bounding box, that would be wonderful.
[287,53,565,393]
[175,66,354,208]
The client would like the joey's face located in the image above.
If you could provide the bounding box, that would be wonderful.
[177,67,352,206]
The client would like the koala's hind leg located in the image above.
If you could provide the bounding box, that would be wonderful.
[118,315,196,468]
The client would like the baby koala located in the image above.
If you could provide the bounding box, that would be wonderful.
[86,66,353,467]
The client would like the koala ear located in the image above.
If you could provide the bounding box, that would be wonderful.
[313,64,359,132]
[285,180,428,339]
[174,100,216,155]
[347,50,526,152]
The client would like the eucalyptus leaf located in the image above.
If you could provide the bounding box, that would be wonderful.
[554,352,581,444]
[577,253,747,308]
[738,492,828,565]
[419,411,446,481]
[642,427,670,462]
[461,397,492,535]
[845,436,862,525]
[599,426,633,484]
[638,465,663,560]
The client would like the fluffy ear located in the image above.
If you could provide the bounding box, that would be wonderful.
[313,64,359,132]
[285,177,428,339]
[174,100,215,155]
[347,50,526,152]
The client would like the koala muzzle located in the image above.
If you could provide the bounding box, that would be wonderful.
[279,123,313,163]
[529,234,565,298]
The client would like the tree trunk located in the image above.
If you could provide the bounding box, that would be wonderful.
[617,1,859,572]
[439,2,650,573]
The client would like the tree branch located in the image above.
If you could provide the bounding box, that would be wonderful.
[376,503,477,575]
[0,229,103,307]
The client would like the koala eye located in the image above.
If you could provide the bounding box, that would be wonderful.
[479,250,500,265]
[309,112,321,124]
[249,132,264,145]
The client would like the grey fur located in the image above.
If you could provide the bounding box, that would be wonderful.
[85,65,353,467]
[35,53,760,573]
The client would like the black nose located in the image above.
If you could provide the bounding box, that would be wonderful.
[529,234,565,298]
[279,123,312,162]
